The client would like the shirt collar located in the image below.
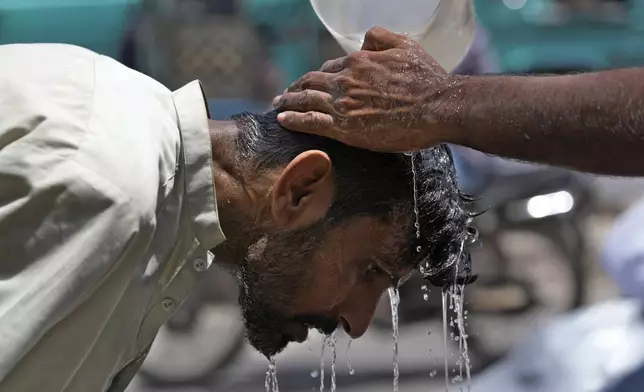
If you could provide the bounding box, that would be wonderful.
[172,80,226,249]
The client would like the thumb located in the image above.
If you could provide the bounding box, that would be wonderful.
[361,27,408,51]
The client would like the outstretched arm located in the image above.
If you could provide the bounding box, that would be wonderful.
[446,69,644,176]
[274,27,644,176]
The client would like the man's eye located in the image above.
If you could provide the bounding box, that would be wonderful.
[364,263,386,281]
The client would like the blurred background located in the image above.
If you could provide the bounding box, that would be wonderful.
[4,0,644,391]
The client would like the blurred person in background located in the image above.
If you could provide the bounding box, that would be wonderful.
[594,200,644,392]
[603,198,644,304]
[274,27,644,177]
[0,43,476,392]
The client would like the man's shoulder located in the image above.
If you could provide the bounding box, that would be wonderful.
[0,42,100,57]
[0,44,101,165]
[0,43,182,217]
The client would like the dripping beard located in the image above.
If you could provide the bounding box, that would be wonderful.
[235,222,337,357]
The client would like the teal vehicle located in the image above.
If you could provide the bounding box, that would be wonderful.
[475,0,644,73]
[0,0,141,60]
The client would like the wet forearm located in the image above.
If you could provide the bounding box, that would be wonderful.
[442,68,644,176]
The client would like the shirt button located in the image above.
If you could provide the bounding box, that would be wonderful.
[193,257,208,272]
[161,298,175,312]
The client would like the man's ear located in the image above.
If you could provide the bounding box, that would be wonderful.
[271,150,334,230]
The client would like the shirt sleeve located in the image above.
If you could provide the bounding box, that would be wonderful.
[0,150,143,379]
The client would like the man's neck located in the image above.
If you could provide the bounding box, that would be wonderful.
[208,120,265,267]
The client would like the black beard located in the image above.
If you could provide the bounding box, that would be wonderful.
[233,224,337,357]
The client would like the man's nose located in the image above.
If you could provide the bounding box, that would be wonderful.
[338,296,379,339]
[340,313,371,339]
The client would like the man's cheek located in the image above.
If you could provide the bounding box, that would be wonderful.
[292,273,352,314]
[297,259,349,304]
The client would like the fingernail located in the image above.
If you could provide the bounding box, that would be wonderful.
[272,95,281,107]
[277,112,286,122]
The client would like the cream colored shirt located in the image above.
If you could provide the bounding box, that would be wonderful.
[0,44,226,392]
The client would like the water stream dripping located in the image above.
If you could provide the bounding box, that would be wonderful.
[453,285,472,391]
[410,154,420,241]
[264,357,279,392]
[388,286,401,392]
[330,331,337,392]
[320,336,328,392]
[442,290,450,392]
[405,152,422,254]
[450,240,471,391]
[346,339,355,375]
[272,358,280,392]
[264,361,271,392]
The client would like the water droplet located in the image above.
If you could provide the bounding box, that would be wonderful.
[346,338,355,376]
[430,370,438,378]
[423,293,429,301]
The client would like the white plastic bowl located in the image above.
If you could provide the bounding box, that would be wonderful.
[310,0,477,72]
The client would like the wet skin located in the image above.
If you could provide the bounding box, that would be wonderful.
[207,120,415,357]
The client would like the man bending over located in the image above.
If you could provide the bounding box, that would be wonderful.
[0,43,475,392]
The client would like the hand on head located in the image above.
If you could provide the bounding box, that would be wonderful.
[273,27,461,153]
[218,111,474,357]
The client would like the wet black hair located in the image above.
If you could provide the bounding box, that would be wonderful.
[232,110,477,288]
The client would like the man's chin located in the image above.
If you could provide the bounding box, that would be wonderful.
[247,331,291,359]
